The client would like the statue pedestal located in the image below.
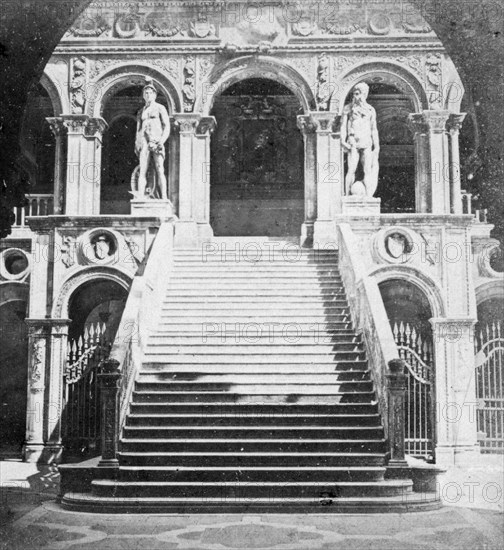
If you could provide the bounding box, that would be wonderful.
[130,198,174,218]
[342,196,381,215]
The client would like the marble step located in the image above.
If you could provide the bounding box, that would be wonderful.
[91,479,411,499]
[125,413,382,428]
[122,426,383,440]
[118,451,385,467]
[115,465,386,482]
[133,392,375,404]
[119,438,386,453]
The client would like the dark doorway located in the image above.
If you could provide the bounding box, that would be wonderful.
[210,78,304,236]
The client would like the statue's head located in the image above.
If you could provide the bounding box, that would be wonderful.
[142,78,158,102]
[352,82,369,103]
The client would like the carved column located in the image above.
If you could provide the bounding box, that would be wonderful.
[447,113,466,215]
[310,112,341,246]
[61,115,108,216]
[297,115,317,246]
[408,111,451,214]
[172,114,201,245]
[430,318,480,467]
[46,117,67,214]
[195,116,216,239]
[386,359,408,472]
[23,318,71,464]
[98,358,121,469]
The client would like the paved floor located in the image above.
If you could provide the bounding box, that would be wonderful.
[0,458,502,550]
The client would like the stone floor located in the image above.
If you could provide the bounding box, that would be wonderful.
[0,457,502,550]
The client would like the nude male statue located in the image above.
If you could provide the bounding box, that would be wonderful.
[341,82,380,196]
[135,79,170,199]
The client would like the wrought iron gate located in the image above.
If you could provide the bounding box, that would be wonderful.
[393,322,435,459]
[62,322,110,458]
[475,321,504,453]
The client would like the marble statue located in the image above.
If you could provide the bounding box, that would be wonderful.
[341,82,380,197]
[135,78,170,199]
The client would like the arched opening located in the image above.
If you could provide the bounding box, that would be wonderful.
[62,279,127,460]
[210,78,304,236]
[379,278,435,460]
[19,81,56,194]
[343,82,415,213]
[0,298,28,457]
[100,84,170,214]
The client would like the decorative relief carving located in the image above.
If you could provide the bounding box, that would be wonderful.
[182,56,196,112]
[372,227,419,265]
[145,11,183,37]
[114,4,141,39]
[61,236,76,268]
[292,15,317,37]
[30,339,46,393]
[90,59,122,80]
[189,14,215,38]
[70,57,87,114]
[316,53,331,111]
[368,13,392,36]
[67,12,110,38]
[425,53,443,108]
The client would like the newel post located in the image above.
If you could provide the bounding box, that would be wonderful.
[386,358,408,471]
[97,358,121,469]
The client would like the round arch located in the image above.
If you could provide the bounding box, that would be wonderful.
[333,61,428,113]
[52,266,132,319]
[40,71,64,116]
[88,64,182,118]
[475,279,504,306]
[199,55,316,115]
[369,264,446,318]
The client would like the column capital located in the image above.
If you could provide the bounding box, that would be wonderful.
[60,114,108,137]
[447,112,466,133]
[172,113,202,134]
[46,117,67,137]
[61,114,90,134]
[408,110,451,134]
[85,117,108,138]
[196,116,216,136]
[308,111,341,134]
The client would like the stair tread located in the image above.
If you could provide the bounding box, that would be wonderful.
[121,438,386,443]
[118,465,386,471]
[93,480,408,487]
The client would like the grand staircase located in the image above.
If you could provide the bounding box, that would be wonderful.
[61,239,440,512]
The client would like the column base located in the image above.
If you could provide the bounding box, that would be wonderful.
[197,222,214,241]
[435,444,482,468]
[300,222,314,248]
[130,198,174,218]
[313,220,337,248]
[23,443,63,464]
[174,220,199,247]
[341,196,381,215]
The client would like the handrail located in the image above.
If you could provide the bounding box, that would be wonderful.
[336,223,400,440]
[106,221,175,432]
